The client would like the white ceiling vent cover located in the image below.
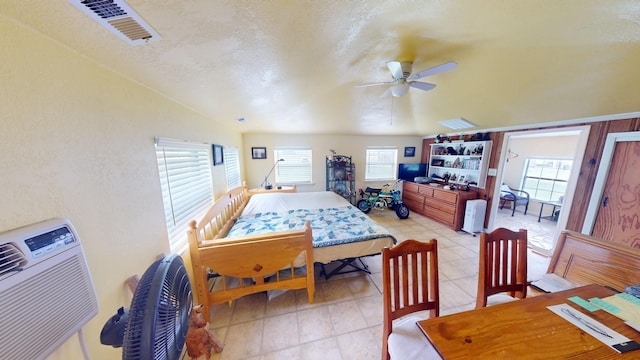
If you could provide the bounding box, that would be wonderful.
[69,0,162,46]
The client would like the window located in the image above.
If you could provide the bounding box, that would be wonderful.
[273,148,312,184]
[521,158,573,201]
[155,137,214,254]
[223,146,241,189]
[365,148,398,180]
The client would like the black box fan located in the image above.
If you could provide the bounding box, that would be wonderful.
[100,254,192,360]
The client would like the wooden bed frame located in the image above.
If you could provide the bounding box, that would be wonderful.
[187,185,315,316]
[547,230,640,292]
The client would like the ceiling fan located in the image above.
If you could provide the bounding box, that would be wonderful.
[356,60,457,97]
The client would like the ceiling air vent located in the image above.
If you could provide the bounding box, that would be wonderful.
[0,243,26,279]
[68,0,162,46]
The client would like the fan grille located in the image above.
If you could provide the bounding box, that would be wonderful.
[122,254,192,360]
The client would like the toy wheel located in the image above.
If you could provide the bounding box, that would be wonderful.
[357,199,371,213]
[395,204,409,219]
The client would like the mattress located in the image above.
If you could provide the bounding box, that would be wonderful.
[229,191,395,264]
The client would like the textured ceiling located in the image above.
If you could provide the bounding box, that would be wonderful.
[2,0,639,136]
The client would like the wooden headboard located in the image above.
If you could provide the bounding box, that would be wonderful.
[547,230,640,292]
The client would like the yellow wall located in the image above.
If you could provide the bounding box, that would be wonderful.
[243,133,424,192]
[0,17,242,359]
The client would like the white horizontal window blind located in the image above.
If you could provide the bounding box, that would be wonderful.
[223,146,242,189]
[274,148,313,184]
[155,137,214,254]
[365,148,398,180]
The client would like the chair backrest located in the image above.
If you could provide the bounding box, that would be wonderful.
[382,239,439,359]
[476,228,528,308]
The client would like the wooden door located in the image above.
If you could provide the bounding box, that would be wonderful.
[591,140,640,247]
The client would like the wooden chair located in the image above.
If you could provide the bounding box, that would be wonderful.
[476,228,528,309]
[499,184,530,216]
[382,239,440,360]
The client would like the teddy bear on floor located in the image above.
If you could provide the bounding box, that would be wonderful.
[185,305,224,359]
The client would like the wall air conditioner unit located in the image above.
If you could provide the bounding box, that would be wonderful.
[0,218,98,360]
[68,0,162,46]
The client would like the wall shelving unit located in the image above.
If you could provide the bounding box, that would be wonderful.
[428,140,492,189]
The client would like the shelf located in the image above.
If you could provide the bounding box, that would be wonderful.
[428,140,492,189]
[326,155,356,205]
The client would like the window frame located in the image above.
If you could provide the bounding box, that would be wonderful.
[223,146,242,190]
[273,147,313,184]
[520,157,573,202]
[364,147,398,181]
[155,137,214,254]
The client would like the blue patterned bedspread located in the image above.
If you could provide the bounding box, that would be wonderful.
[226,206,395,248]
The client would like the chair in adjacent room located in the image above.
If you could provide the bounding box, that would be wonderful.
[499,184,530,216]
[382,239,441,360]
[476,228,528,309]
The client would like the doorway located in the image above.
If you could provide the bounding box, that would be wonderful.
[488,125,591,256]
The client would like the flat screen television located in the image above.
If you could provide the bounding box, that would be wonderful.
[398,163,428,182]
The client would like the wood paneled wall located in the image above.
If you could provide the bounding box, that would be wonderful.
[422,118,640,238]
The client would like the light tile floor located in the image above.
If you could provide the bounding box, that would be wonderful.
[203,210,551,360]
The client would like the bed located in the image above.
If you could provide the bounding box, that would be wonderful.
[187,185,396,316]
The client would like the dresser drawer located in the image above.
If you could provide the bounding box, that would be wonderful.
[403,181,420,194]
[424,198,456,215]
[403,197,424,212]
[418,186,434,197]
[424,207,455,225]
[403,191,425,204]
[433,189,458,204]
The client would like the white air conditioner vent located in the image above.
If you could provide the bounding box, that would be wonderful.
[0,244,27,278]
[69,0,162,46]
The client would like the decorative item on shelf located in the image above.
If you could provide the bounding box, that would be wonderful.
[261,158,284,190]
[453,157,462,168]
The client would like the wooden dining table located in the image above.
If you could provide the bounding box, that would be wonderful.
[418,284,640,359]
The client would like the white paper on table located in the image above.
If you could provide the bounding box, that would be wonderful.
[548,303,633,352]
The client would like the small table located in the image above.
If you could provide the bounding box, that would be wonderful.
[248,185,297,196]
[418,284,640,359]
[538,200,562,222]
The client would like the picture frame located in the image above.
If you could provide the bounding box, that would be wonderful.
[404,146,416,157]
[252,147,267,159]
[212,144,224,166]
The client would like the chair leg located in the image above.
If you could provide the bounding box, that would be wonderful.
[511,204,515,216]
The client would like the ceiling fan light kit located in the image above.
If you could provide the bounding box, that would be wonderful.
[357,60,458,97]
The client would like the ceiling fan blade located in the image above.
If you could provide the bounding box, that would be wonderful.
[386,61,404,80]
[355,81,393,88]
[409,61,458,80]
[408,81,437,91]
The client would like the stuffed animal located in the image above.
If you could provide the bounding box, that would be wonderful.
[185,305,224,359]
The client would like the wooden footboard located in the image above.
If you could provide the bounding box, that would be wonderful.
[187,185,315,316]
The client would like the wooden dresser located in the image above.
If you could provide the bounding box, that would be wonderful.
[402,181,478,231]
